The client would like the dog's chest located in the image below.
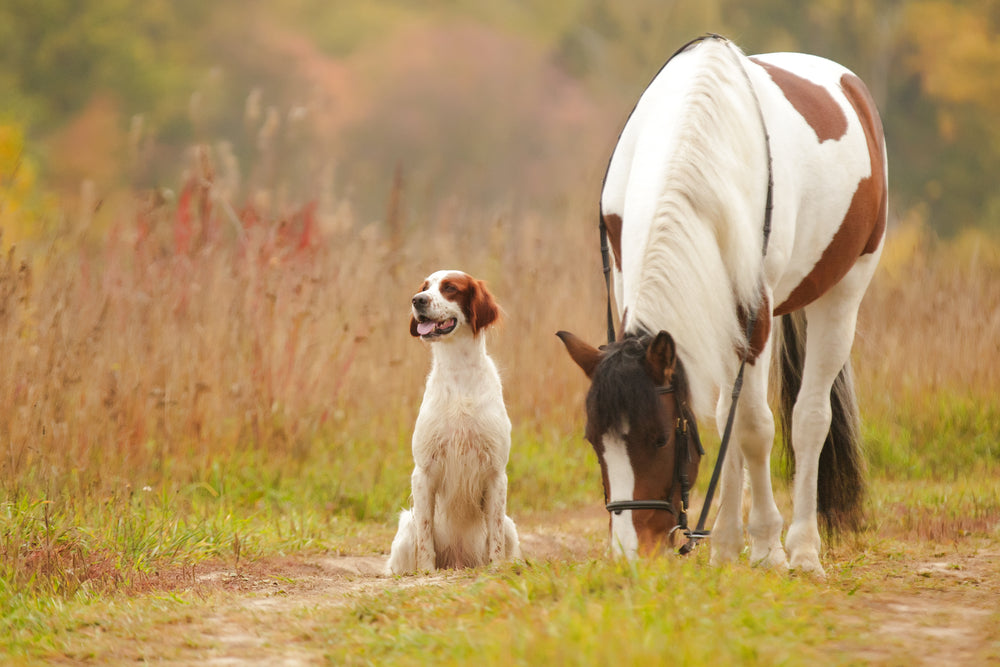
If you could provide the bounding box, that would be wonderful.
[413,378,508,467]
[416,390,506,447]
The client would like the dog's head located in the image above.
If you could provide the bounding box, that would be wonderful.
[409,270,500,341]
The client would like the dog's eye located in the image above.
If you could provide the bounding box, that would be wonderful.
[441,284,458,295]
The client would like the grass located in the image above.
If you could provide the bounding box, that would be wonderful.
[864,395,1000,481]
[1,150,1000,662]
[2,469,999,663]
[324,558,846,666]
[7,484,997,665]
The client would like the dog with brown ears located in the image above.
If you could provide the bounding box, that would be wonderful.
[387,270,520,574]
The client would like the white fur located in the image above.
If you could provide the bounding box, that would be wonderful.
[604,42,769,417]
[603,426,640,560]
[387,270,520,574]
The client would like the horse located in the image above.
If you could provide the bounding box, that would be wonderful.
[557,35,886,576]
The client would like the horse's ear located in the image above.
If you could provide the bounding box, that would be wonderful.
[556,331,602,379]
[645,331,677,385]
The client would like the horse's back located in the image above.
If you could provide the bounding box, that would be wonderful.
[602,42,886,318]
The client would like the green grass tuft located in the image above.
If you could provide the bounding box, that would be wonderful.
[322,557,847,666]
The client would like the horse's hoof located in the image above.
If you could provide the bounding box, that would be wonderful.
[789,554,826,578]
[751,545,789,570]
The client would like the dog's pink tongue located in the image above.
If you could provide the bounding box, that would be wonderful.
[417,321,436,336]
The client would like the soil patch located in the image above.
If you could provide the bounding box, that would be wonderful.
[70,508,999,665]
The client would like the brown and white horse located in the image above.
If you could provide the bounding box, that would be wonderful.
[558,35,886,575]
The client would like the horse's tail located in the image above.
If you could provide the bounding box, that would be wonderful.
[776,311,866,533]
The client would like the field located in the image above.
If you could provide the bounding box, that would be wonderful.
[1,168,999,664]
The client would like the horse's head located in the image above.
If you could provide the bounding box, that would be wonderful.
[556,330,703,559]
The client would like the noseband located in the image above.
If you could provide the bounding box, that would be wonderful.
[604,383,705,550]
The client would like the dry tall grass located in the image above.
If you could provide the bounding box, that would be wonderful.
[0,150,607,501]
[2,150,998,503]
[856,217,1000,412]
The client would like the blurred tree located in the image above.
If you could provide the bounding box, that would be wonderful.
[0,0,216,131]
[0,123,54,246]
[0,0,998,235]
[329,20,615,223]
[895,0,1000,233]
[555,0,724,96]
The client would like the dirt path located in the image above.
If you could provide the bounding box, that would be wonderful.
[842,548,1000,665]
[87,508,998,665]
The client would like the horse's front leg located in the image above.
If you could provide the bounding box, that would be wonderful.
[710,389,746,564]
[738,370,787,568]
[711,358,787,568]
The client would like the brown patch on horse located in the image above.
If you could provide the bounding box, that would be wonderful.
[602,213,623,270]
[774,75,887,315]
[751,58,848,143]
[635,512,677,556]
[737,290,771,364]
[841,73,888,256]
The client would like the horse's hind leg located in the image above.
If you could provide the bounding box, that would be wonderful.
[785,259,876,575]
[784,312,849,575]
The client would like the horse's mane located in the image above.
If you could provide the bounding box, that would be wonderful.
[620,38,769,417]
[587,334,694,440]
[586,337,657,440]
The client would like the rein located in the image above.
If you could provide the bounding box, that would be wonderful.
[597,34,774,555]
[599,220,616,346]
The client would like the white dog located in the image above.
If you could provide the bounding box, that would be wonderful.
[387,270,520,574]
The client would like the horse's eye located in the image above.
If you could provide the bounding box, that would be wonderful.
[655,435,668,449]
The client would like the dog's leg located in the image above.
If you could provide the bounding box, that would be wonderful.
[386,510,416,575]
[483,472,508,563]
[411,466,437,571]
[503,515,521,560]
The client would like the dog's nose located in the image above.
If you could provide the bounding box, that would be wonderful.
[412,293,430,308]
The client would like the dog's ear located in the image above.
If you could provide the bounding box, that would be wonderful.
[469,279,500,335]
[556,331,602,378]
[409,314,421,338]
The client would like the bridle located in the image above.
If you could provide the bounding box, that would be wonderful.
[604,382,705,548]
[597,33,774,555]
